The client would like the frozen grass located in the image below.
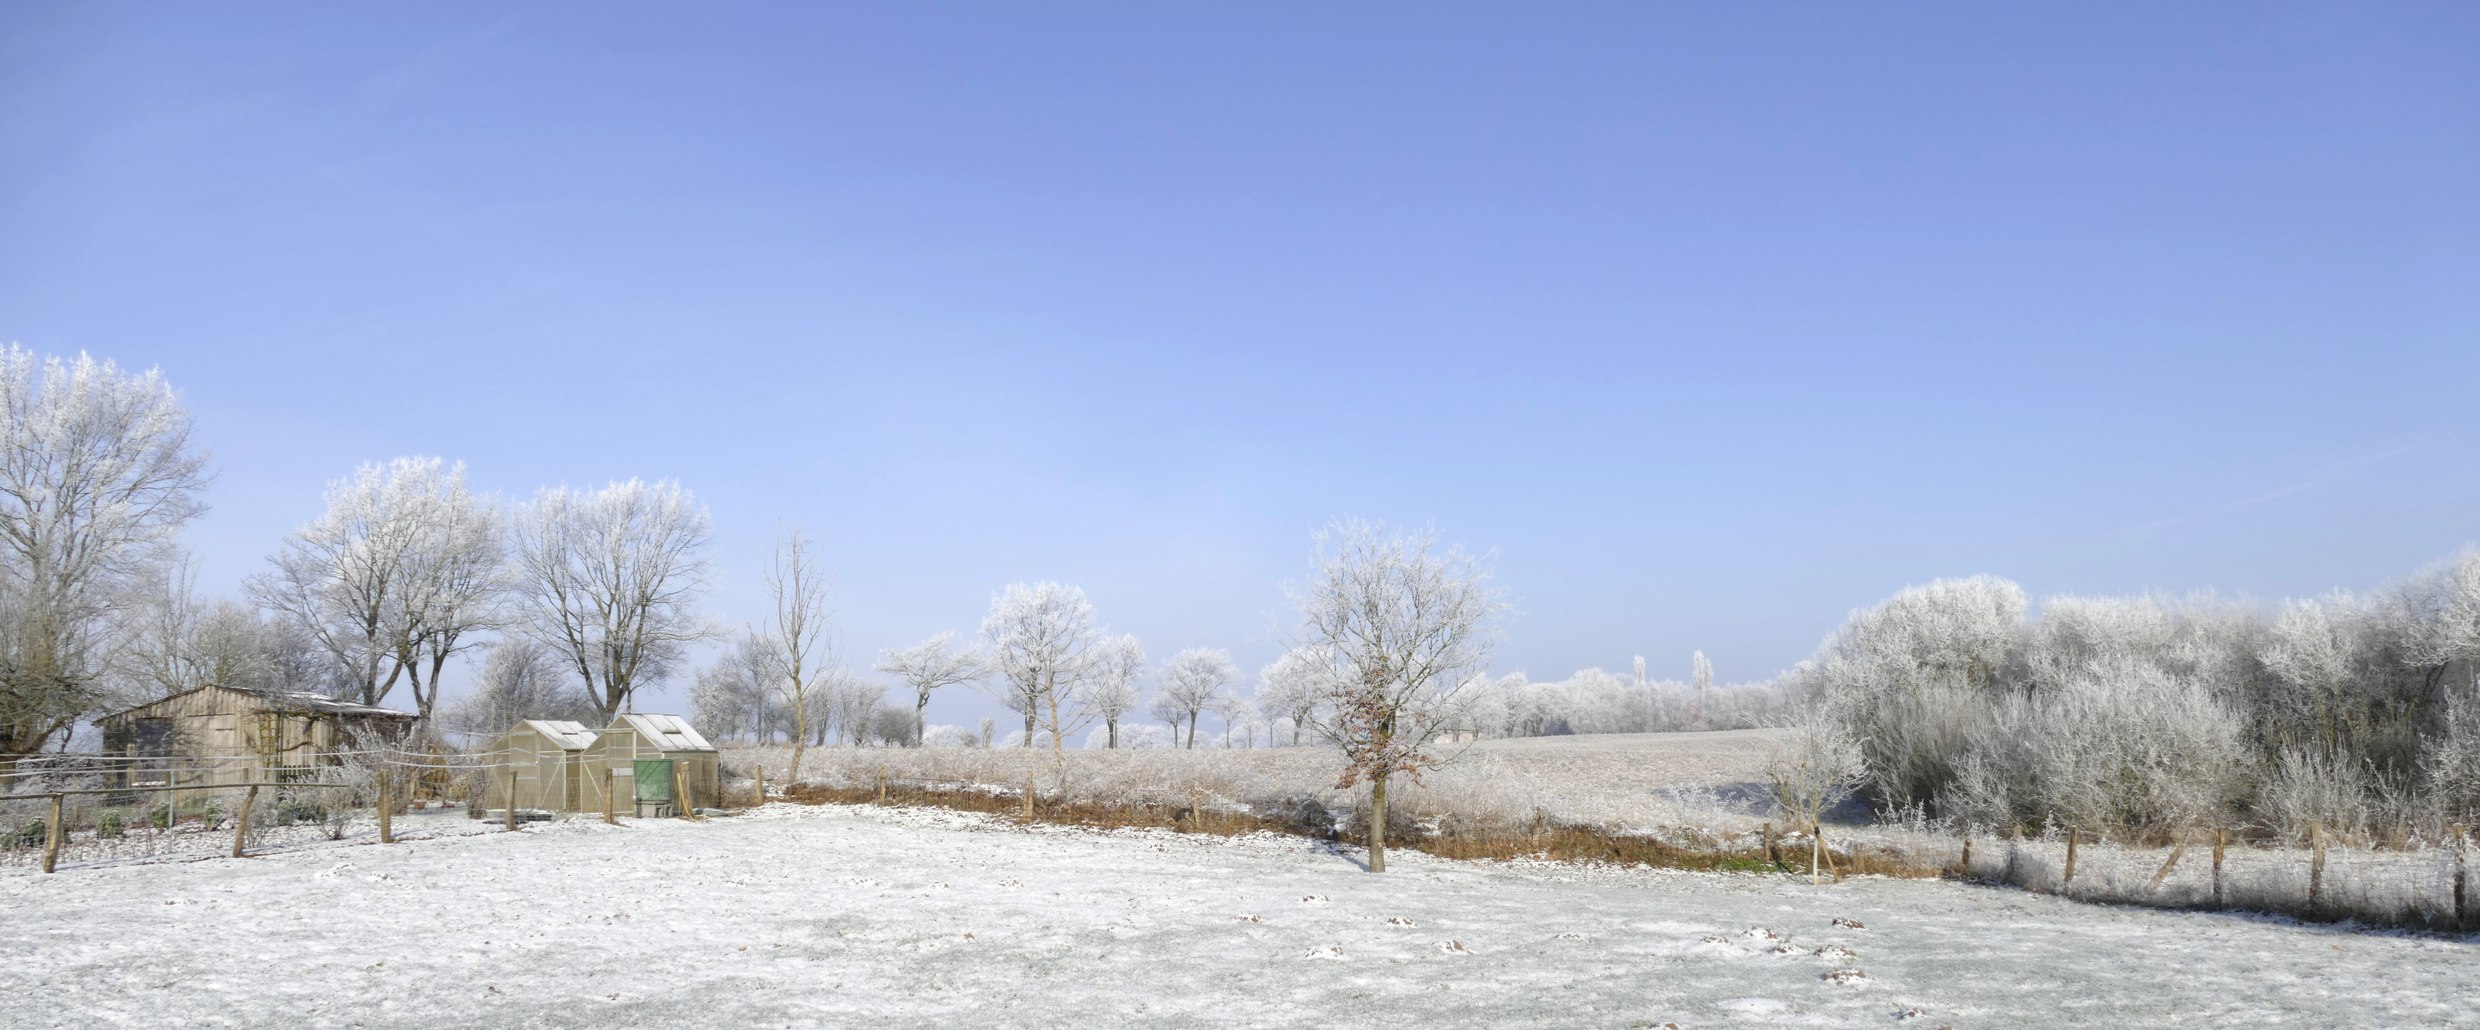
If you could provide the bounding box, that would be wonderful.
[734,729,1793,836]
[735,734,2480,929]
[2,802,2473,1029]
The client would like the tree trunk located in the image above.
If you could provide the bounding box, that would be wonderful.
[1022,711,1036,747]
[1107,718,1119,749]
[1368,772,1389,874]
[915,697,930,747]
[789,738,806,786]
[1184,714,1196,749]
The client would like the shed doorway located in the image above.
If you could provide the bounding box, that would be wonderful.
[633,759,675,817]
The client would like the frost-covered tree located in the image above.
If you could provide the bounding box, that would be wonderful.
[1085,635,1145,748]
[1692,650,1713,697]
[688,636,779,744]
[829,672,885,747]
[0,347,211,759]
[978,582,1101,754]
[1157,647,1236,749]
[1765,715,1861,830]
[877,631,986,747]
[509,479,715,717]
[1147,689,1185,743]
[250,457,503,723]
[1808,575,2027,807]
[1257,646,1334,746]
[1291,519,1506,874]
[443,638,596,741]
[756,532,834,780]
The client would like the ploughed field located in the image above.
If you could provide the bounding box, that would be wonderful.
[4,800,2473,1029]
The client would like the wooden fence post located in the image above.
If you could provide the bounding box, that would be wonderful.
[1819,823,1840,882]
[1762,822,1776,871]
[504,768,518,832]
[378,767,393,845]
[2063,827,2079,894]
[2147,838,2187,891]
[1022,776,1035,822]
[877,767,887,805]
[2212,828,2226,907]
[2309,821,2325,913]
[754,766,766,807]
[2452,825,2468,930]
[603,767,616,825]
[1960,835,1973,878]
[42,793,63,874]
[232,784,259,859]
[674,764,694,820]
[1815,824,1835,888]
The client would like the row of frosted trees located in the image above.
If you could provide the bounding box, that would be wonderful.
[1801,554,2480,844]
[0,344,730,764]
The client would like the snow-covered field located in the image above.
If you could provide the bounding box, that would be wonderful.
[5,801,2473,1029]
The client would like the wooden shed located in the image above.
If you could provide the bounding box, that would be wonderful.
[95,685,418,800]
[481,720,603,814]
[581,713,720,817]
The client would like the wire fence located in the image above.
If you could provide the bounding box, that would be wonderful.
[0,746,621,873]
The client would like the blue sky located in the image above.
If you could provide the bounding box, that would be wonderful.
[3,4,2475,721]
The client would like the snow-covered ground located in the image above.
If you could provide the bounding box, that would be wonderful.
[4,802,2474,1028]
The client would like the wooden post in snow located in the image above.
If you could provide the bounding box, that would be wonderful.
[1021,776,1035,822]
[877,767,887,805]
[232,784,259,859]
[504,768,518,832]
[378,767,393,844]
[2147,838,2187,891]
[1762,822,1776,871]
[674,764,695,820]
[2212,829,2227,907]
[2063,827,2079,894]
[1960,835,1973,878]
[754,766,766,808]
[41,793,63,874]
[2309,821,2326,913]
[1815,824,1835,888]
[603,767,616,825]
[2452,825,2468,930]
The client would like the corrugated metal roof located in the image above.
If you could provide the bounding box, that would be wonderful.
[614,713,715,752]
[105,684,419,721]
[222,686,419,719]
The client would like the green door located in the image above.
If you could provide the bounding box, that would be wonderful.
[633,760,674,803]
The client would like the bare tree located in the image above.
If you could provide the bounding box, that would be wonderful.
[690,635,781,744]
[978,582,1100,752]
[1158,647,1237,749]
[441,639,595,742]
[1257,646,1333,746]
[250,457,502,723]
[0,347,211,760]
[1764,714,1862,829]
[830,672,884,747]
[757,532,834,780]
[1291,519,1506,873]
[1085,635,1145,748]
[508,479,716,717]
[126,554,208,698]
[390,472,505,729]
[878,631,985,747]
